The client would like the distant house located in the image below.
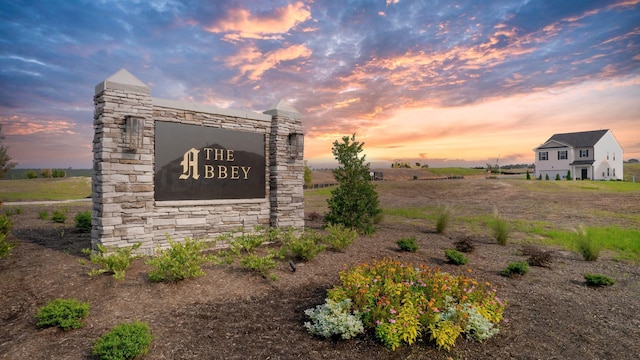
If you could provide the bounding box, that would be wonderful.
[533,129,623,180]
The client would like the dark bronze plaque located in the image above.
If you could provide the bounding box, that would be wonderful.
[154,121,266,201]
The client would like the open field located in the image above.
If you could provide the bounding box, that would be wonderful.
[1,176,639,359]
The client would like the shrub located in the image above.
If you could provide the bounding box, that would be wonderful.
[74,211,92,233]
[283,230,325,261]
[453,236,475,253]
[38,210,48,220]
[444,249,468,265]
[575,226,600,261]
[526,170,531,180]
[488,212,511,246]
[323,223,358,252]
[324,134,382,235]
[520,245,552,267]
[147,236,208,282]
[228,230,267,255]
[555,174,561,180]
[51,208,67,223]
[92,321,152,360]
[0,233,15,259]
[0,215,12,235]
[304,298,364,340]
[239,251,279,280]
[435,206,451,234]
[584,273,615,287]
[81,243,142,280]
[545,174,549,180]
[397,237,418,252]
[501,261,529,277]
[35,298,89,330]
[25,170,38,179]
[324,259,505,350]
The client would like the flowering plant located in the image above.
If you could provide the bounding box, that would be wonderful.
[321,258,505,350]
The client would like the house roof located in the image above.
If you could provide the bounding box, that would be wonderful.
[544,129,609,148]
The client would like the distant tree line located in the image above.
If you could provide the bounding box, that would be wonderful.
[4,168,92,179]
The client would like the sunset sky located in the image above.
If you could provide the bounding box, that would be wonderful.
[1,0,639,169]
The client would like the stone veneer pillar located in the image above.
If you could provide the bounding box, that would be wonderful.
[92,69,154,253]
[265,100,305,228]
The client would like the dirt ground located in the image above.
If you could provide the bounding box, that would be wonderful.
[1,177,640,360]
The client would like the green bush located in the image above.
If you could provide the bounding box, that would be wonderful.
[35,298,89,330]
[228,230,267,255]
[92,321,152,360]
[81,243,142,280]
[147,237,208,282]
[38,210,49,220]
[435,206,451,234]
[584,273,615,287]
[324,134,382,235]
[397,237,418,252]
[323,223,358,252]
[444,249,468,265]
[74,211,92,233]
[51,208,67,223]
[25,170,38,179]
[283,231,325,261]
[304,298,364,339]
[0,215,12,235]
[239,251,279,280]
[555,174,561,180]
[488,213,511,246]
[501,261,529,277]
[0,233,15,259]
[545,174,549,180]
[323,259,505,351]
[575,226,600,261]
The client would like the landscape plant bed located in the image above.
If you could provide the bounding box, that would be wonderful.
[1,178,640,359]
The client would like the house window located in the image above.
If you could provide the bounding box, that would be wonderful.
[613,168,616,177]
[579,149,589,158]
[614,153,616,161]
[607,152,609,160]
[607,168,610,177]
[539,151,548,161]
[558,151,568,160]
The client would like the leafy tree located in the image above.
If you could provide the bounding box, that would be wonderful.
[324,134,381,234]
[303,161,312,188]
[0,124,17,178]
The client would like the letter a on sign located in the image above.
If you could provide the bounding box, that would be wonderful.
[179,148,200,180]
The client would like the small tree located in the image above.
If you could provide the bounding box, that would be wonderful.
[303,161,312,188]
[0,124,17,178]
[526,170,531,180]
[566,170,572,180]
[324,134,381,234]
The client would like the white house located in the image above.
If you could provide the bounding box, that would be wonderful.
[533,129,623,180]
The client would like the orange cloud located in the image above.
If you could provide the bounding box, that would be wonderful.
[225,44,312,81]
[0,115,76,136]
[205,2,311,40]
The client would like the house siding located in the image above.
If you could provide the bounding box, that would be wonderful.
[593,131,623,180]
